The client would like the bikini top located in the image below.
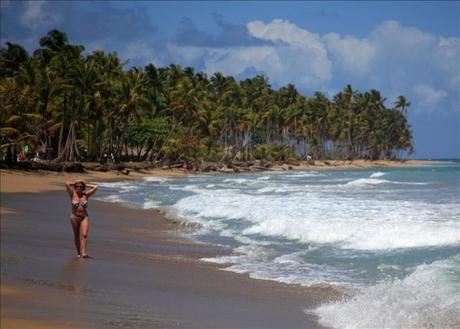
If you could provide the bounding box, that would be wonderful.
[72,193,88,210]
[72,200,88,209]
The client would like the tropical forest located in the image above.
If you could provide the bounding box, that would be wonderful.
[1,30,414,170]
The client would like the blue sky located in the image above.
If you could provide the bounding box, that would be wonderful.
[2,1,459,158]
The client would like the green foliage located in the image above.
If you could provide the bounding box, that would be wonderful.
[0,29,415,163]
[255,145,267,161]
[127,117,170,148]
[266,144,282,162]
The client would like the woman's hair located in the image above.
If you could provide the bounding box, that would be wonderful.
[74,179,86,189]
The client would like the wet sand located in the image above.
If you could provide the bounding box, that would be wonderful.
[1,171,340,328]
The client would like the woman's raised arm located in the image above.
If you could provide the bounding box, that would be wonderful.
[85,184,98,198]
[65,181,74,198]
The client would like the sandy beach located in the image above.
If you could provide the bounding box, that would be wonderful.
[1,168,347,329]
[2,0,457,326]
[0,160,442,328]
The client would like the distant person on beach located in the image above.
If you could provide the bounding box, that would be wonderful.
[65,180,98,258]
[183,161,188,174]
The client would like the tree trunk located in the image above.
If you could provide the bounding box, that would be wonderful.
[56,122,72,162]
[58,92,67,156]
[6,145,13,165]
[56,121,79,162]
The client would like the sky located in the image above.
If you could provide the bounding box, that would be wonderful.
[1,1,459,159]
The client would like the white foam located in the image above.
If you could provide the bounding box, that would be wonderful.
[377,264,401,272]
[173,188,460,250]
[96,168,460,300]
[97,194,123,203]
[344,177,428,187]
[201,245,357,286]
[255,186,277,194]
[143,200,160,209]
[97,181,139,190]
[95,181,122,188]
[223,178,250,184]
[257,176,271,180]
[284,171,325,178]
[345,178,390,187]
[255,185,304,194]
[168,184,205,194]
[313,255,460,329]
[273,252,306,265]
[370,172,386,178]
[143,176,170,183]
[183,184,199,190]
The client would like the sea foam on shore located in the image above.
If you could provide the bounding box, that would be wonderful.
[95,162,460,328]
[313,255,460,329]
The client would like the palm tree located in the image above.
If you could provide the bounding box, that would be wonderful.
[0,42,29,77]
[145,63,163,114]
[395,95,411,117]
[112,68,148,159]
[1,29,416,164]
[0,76,41,163]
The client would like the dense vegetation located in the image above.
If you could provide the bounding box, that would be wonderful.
[1,30,413,166]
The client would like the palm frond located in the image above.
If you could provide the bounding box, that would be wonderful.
[23,113,44,121]
[5,115,22,125]
[0,127,21,136]
[48,122,62,134]
[0,142,20,149]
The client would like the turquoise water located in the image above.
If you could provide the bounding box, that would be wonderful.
[97,161,460,328]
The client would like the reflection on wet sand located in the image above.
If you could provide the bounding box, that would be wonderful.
[61,257,86,295]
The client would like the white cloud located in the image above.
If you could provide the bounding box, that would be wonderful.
[166,43,209,65]
[193,19,457,96]
[246,19,332,84]
[120,42,163,67]
[20,1,59,28]
[247,19,323,50]
[413,84,448,110]
[323,32,375,76]
[433,36,460,88]
[322,20,458,81]
[167,19,332,89]
[321,20,458,113]
[207,45,318,87]
[204,46,279,77]
[369,20,436,56]
[322,20,439,77]
[197,19,332,89]
[159,18,457,114]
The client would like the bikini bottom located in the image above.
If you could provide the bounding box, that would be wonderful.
[70,214,88,224]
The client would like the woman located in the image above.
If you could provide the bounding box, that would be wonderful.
[65,179,98,258]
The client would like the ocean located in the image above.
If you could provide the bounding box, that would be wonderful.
[96,161,460,329]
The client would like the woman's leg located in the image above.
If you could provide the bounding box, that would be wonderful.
[70,219,81,256]
[79,218,89,257]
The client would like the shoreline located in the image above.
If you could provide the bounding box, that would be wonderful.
[1,170,344,329]
[0,159,446,193]
[0,160,451,328]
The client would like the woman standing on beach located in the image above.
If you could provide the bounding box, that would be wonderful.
[65,180,98,258]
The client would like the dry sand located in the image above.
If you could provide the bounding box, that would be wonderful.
[0,159,434,193]
[0,167,189,193]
